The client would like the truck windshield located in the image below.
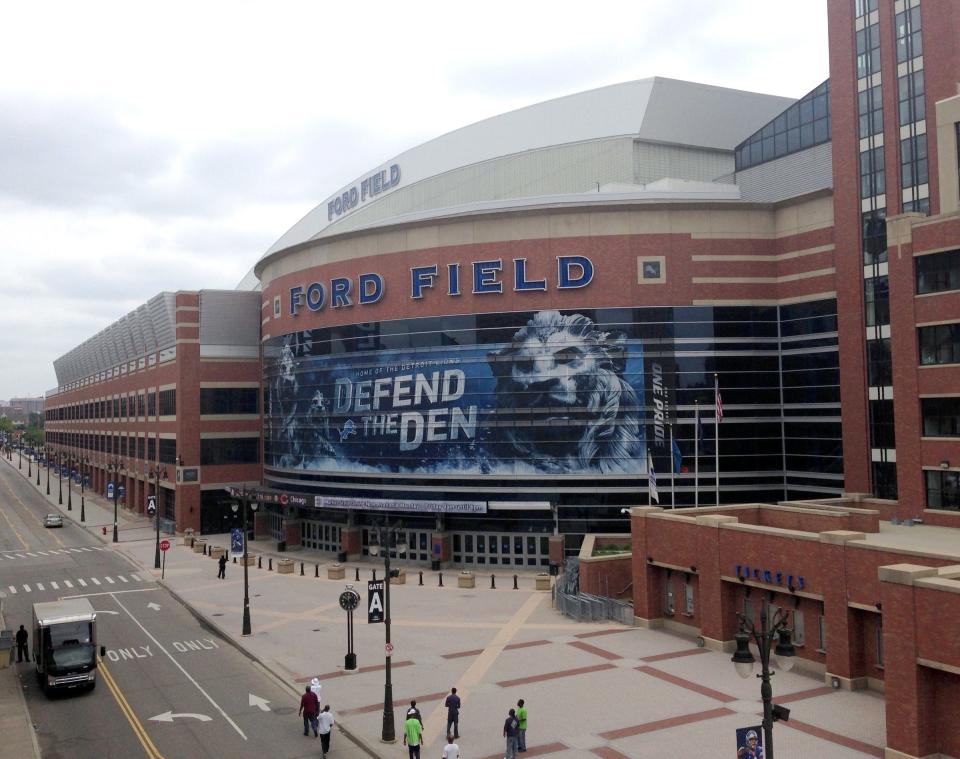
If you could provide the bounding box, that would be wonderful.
[50,643,96,670]
[43,621,93,648]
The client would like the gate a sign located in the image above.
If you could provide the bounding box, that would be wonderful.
[367,580,385,624]
[146,495,157,516]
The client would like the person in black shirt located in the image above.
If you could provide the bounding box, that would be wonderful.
[444,687,461,739]
[15,625,29,662]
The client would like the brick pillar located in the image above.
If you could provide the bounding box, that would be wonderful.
[431,532,452,564]
[254,511,270,538]
[177,484,201,534]
[879,564,940,759]
[341,527,362,559]
[694,514,739,650]
[284,519,301,548]
[819,531,867,689]
[547,535,564,565]
[629,507,664,626]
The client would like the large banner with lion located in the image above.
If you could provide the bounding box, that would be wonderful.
[265,310,651,476]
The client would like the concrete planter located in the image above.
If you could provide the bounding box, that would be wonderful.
[277,558,295,575]
[240,554,257,566]
[209,546,225,560]
[390,569,406,585]
[192,540,207,554]
[182,535,195,547]
[457,572,475,589]
[535,573,552,591]
[327,564,345,580]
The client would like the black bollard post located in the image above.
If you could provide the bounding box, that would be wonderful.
[258,556,262,569]
[355,567,360,582]
[438,572,443,587]
[418,571,423,586]
[268,557,273,571]
[513,574,518,590]
[315,563,319,578]
[300,562,304,576]
[372,569,377,581]
[491,573,496,589]
[233,556,237,564]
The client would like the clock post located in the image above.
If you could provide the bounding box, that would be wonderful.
[339,585,360,670]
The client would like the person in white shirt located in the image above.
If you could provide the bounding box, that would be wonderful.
[317,705,334,758]
[310,676,323,703]
[442,734,460,759]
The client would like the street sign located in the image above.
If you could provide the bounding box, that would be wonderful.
[367,580,385,624]
[107,482,114,498]
[385,642,394,656]
[159,539,171,552]
[147,495,157,516]
[231,528,244,554]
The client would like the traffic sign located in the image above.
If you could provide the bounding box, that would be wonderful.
[147,495,157,516]
[159,539,171,552]
[367,580,385,624]
[385,642,394,656]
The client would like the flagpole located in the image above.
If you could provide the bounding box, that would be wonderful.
[714,373,720,507]
[648,448,653,507]
[694,400,700,509]
[669,423,676,509]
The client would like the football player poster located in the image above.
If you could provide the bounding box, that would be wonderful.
[736,725,763,758]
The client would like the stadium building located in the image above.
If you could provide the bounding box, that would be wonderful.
[44,0,959,576]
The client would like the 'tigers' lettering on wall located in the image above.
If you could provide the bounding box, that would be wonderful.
[288,255,595,316]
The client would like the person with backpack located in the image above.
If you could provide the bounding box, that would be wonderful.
[503,707,520,759]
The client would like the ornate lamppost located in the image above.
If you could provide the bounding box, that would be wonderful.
[79,456,88,523]
[731,593,796,758]
[230,488,259,636]
[107,459,124,543]
[367,518,407,744]
[57,449,64,505]
[66,453,73,511]
[149,464,168,569]
[45,445,51,495]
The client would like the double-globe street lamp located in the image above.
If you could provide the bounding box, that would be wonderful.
[107,459,124,543]
[149,465,168,569]
[45,445,51,495]
[230,488,259,636]
[367,519,407,744]
[57,449,64,506]
[78,456,89,523]
[731,593,796,758]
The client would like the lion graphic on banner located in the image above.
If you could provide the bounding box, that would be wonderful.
[487,310,643,474]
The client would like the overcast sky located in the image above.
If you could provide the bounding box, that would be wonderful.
[0,1,828,403]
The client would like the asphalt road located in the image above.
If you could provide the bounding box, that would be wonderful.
[0,460,349,759]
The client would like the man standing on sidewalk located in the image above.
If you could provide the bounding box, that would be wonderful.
[217,553,227,579]
[444,686,461,739]
[298,685,319,737]
[15,625,28,662]
[317,704,334,758]
[503,707,520,759]
[516,698,528,752]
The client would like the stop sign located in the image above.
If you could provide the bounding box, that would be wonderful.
[159,539,171,552]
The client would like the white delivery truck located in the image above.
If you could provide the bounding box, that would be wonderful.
[32,598,105,693]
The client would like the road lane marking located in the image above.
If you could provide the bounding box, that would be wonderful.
[36,583,45,591]
[37,551,48,556]
[106,577,116,584]
[26,552,37,557]
[64,580,73,588]
[7,586,15,594]
[110,593,247,740]
[22,585,30,592]
[91,578,102,585]
[97,657,164,759]
[50,582,59,590]
[77,578,87,586]
[0,478,32,549]
[118,575,129,583]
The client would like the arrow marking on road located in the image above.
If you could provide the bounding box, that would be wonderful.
[146,602,161,610]
[150,711,212,723]
[248,694,271,712]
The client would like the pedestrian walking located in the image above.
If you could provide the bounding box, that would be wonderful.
[298,684,319,737]
[503,707,520,759]
[15,625,29,663]
[310,676,323,705]
[217,553,227,579]
[317,704,334,758]
[516,698,528,752]
[442,733,460,759]
[444,686,461,739]
[402,710,423,759]
[406,699,423,726]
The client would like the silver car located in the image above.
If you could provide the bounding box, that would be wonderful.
[44,514,63,528]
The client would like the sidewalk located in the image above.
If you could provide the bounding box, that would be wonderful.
[3,455,890,758]
[0,602,40,759]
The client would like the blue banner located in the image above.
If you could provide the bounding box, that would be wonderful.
[266,310,647,476]
[231,528,244,554]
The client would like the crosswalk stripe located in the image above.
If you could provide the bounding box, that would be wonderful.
[15,554,26,559]
[36,583,45,591]
[105,577,115,584]
[26,553,37,557]
[7,586,15,594]
[50,582,59,590]
[81,548,93,552]
[118,575,128,583]
[90,578,101,585]
[64,580,73,588]
[77,579,87,587]
[37,551,49,556]
[70,548,83,553]
[22,585,31,592]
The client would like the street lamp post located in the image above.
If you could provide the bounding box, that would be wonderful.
[150,465,168,569]
[45,445,50,495]
[108,459,123,543]
[66,455,73,511]
[18,441,22,470]
[368,518,407,744]
[27,447,31,478]
[79,456,88,523]
[731,594,796,758]
[231,488,258,636]
[58,450,64,505]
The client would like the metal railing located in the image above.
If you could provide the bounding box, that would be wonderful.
[552,559,634,625]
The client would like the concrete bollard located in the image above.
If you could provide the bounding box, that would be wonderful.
[513,574,518,590]
[268,557,273,571]
[355,567,360,582]
[233,556,237,564]
[300,562,304,576]
[258,556,262,569]
[438,572,443,587]
[315,563,319,578]
[490,573,496,589]
[418,571,423,586]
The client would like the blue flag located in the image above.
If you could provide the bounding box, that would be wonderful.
[672,438,683,474]
[648,452,659,504]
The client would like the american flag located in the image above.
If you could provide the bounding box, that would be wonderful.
[716,390,724,423]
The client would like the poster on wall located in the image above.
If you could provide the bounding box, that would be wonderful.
[265,309,648,476]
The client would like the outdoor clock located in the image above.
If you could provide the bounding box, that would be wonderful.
[339,588,360,611]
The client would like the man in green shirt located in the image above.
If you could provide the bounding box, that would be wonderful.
[516,698,528,752]
[403,713,423,759]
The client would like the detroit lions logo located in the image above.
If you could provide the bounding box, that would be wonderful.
[338,419,358,442]
[487,310,642,473]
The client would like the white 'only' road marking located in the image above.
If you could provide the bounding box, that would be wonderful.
[108,593,247,740]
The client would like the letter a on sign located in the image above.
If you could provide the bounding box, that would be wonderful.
[367,580,385,624]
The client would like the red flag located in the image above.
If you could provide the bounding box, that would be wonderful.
[716,391,724,423]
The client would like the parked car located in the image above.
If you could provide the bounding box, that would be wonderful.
[44,514,63,528]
